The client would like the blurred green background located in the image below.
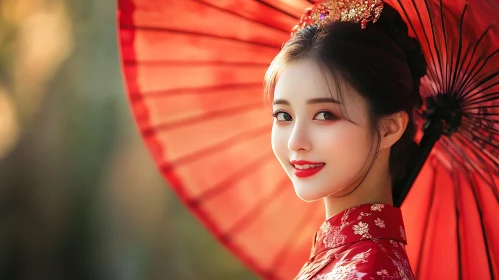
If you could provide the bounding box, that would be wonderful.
[0,0,256,279]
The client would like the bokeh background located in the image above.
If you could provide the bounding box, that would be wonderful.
[0,0,256,279]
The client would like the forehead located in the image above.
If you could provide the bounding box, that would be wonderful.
[272,58,368,123]
[273,59,333,101]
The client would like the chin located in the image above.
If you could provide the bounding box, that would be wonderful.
[293,184,327,202]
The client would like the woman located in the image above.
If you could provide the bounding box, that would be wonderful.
[264,0,426,279]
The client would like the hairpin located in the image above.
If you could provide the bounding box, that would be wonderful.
[291,0,385,36]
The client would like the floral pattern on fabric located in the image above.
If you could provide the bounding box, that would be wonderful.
[294,204,415,280]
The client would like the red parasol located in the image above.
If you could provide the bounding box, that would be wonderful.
[117,0,499,279]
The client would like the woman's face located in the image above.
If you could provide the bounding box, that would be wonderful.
[271,59,373,202]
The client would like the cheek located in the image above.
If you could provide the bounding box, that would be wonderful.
[314,123,371,163]
[271,124,289,162]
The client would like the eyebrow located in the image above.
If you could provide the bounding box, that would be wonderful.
[272,97,341,105]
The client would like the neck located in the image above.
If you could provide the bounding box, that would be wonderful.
[323,159,393,219]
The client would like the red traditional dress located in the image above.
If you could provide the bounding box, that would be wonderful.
[294,204,415,280]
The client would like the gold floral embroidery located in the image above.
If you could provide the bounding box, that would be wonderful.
[296,251,336,280]
[371,204,384,211]
[357,212,372,221]
[323,224,347,248]
[389,245,413,280]
[353,222,369,237]
[377,269,389,275]
[314,250,371,280]
[375,218,385,228]
[376,241,413,280]
[314,271,367,280]
[390,240,400,248]
[341,208,354,224]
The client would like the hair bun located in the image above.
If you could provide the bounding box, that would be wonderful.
[376,3,427,92]
[405,37,427,79]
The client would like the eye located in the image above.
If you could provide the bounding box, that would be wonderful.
[314,110,338,121]
[272,110,293,122]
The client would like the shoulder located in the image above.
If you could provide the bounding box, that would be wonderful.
[314,240,415,280]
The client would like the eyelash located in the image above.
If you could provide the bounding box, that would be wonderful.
[272,110,338,122]
[272,110,291,121]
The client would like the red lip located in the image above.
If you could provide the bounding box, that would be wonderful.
[290,160,325,178]
[290,160,324,165]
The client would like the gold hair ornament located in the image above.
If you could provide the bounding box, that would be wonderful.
[291,0,385,36]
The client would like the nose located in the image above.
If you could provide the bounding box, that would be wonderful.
[288,122,312,152]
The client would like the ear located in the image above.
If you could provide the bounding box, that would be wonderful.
[379,112,409,150]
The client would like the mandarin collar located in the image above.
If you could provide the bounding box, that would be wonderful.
[310,204,407,258]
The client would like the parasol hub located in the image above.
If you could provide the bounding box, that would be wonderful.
[422,94,463,136]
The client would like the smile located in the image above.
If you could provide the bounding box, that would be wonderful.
[290,160,326,178]
[294,163,324,170]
